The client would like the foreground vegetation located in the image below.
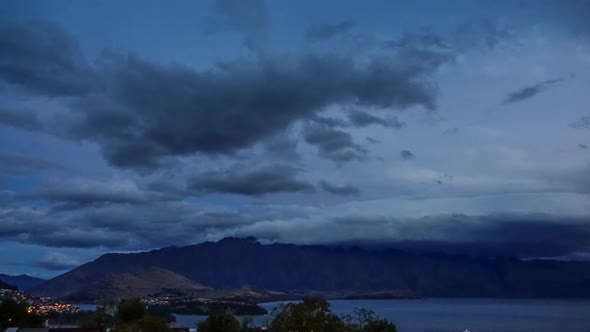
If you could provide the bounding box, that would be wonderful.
[0,299,45,330]
[0,298,173,332]
[1,297,395,332]
[199,297,396,332]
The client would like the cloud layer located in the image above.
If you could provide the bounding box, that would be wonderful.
[189,165,315,196]
[0,0,589,276]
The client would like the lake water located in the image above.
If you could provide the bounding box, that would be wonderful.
[172,298,590,332]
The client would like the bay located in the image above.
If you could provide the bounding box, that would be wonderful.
[173,298,590,332]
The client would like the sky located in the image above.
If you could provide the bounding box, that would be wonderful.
[0,0,589,278]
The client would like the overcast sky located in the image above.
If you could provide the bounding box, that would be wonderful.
[1,0,589,278]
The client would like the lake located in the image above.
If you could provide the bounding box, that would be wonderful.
[173,298,590,332]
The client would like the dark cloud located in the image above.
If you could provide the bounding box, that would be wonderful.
[303,123,367,163]
[25,179,172,207]
[311,111,404,130]
[3,193,590,259]
[366,137,380,144]
[570,116,590,130]
[384,21,513,61]
[579,144,588,150]
[435,173,453,185]
[1,7,588,262]
[443,127,460,135]
[319,180,360,196]
[395,48,455,74]
[36,253,80,271]
[329,213,590,258]
[0,21,448,170]
[0,108,43,131]
[0,152,57,175]
[71,52,441,170]
[503,78,562,104]
[188,211,256,230]
[305,20,355,43]
[383,30,457,73]
[542,0,590,39]
[399,150,415,160]
[311,115,348,128]
[265,136,300,162]
[384,30,449,50]
[0,200,249,250]
[451,21,513,51]
[30,230,133,249]
[347,110,405,128]
[406,214,590,259]
[69,202,255,247]
[213,0,270,53]
[189,165,315,196]
[0,21,95,96]
[385,22,511,53]
[0,207,55,238]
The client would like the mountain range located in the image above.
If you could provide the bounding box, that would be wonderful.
[0,279,16,290]
[0,273,46,291]
[60,267,212,301]
[31,237,590,300]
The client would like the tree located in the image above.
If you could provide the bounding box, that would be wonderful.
[78,307,115,331]
[363,319,396,332]
[240,316,254,331]
[197,312,240,332]
[109,299,171,332]
[342,308,396,332]
[268,298,397,332]
[117,299,147,324]
[268,297,345,332]
[0,299,44,329]
[134,315,172,332]
[0,299,26,328]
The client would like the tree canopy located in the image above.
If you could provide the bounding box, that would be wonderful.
[117,298,148,324]
[268,297,345,332]
[197,312,240,332]
[261,297,395,332]
[0,299,44,330]
[98,298,171,332]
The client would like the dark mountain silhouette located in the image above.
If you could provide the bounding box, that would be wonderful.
[0,279,16,290]
[59,266,282,302]
[32,237,590,299]
[61,267,212,301]
[0,273,46,291]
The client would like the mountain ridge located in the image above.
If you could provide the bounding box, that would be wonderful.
[31,237,590,299]
[0,279,16,290]
[0,273,46,291]
[61,267,212,301]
